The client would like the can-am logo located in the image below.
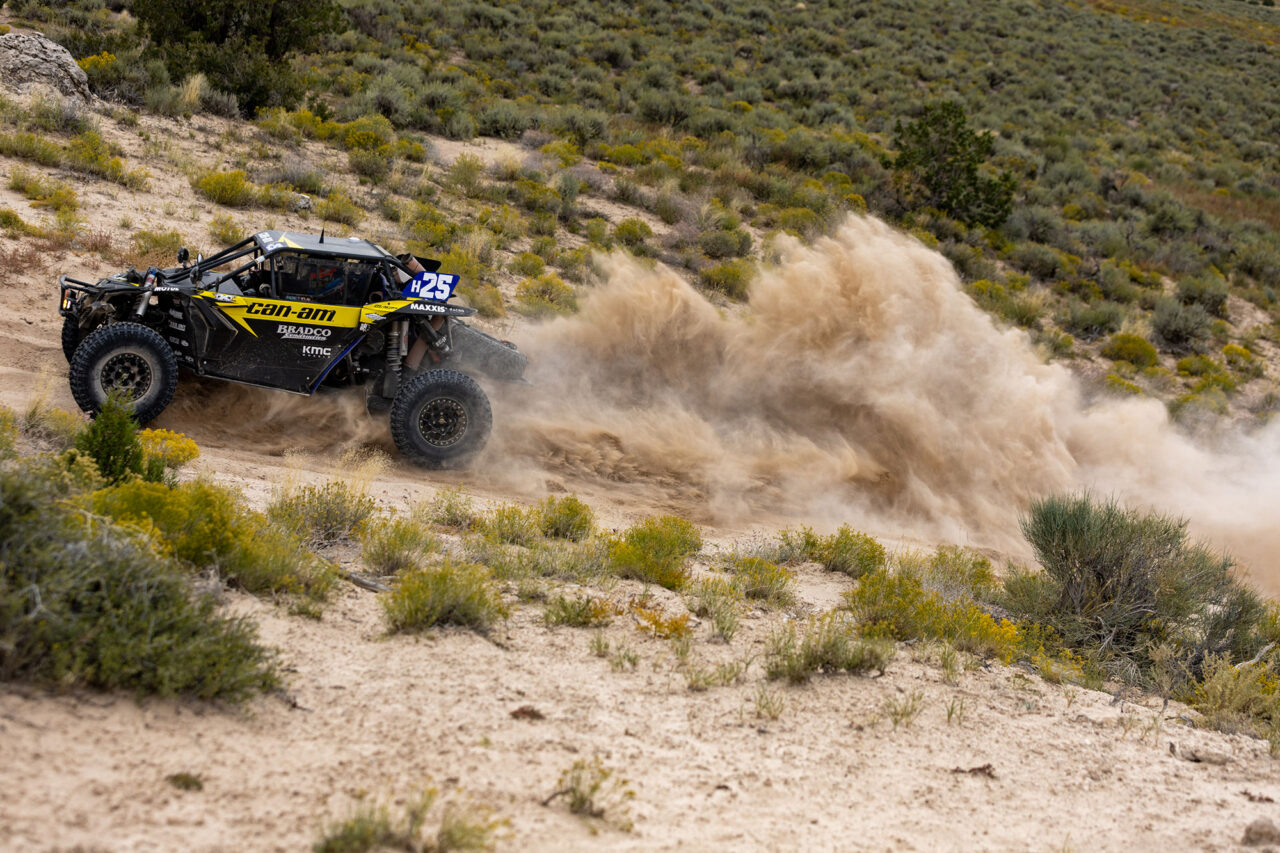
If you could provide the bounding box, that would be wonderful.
[277,325,331,341]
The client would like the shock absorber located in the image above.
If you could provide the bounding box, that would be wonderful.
[383,319,407,397]
[388,320,407,376]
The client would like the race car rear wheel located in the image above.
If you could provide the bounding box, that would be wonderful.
[69,322,178,425]
[390,369,492,468]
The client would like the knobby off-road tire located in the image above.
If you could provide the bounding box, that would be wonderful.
[61,314,84,363]
[390,369,492,468]
[69,322,178,425]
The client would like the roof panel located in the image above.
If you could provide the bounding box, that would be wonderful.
[251,230,393,261]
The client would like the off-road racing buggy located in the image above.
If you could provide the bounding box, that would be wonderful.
[58,230,526,467]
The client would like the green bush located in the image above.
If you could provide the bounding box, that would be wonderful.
[537,494,595,541]
[1010,243,1063,280]
[698,227,752,259]
[0,457,278,700]
[459,283,506,318]
[845,568,1019,661]
[613,217,653,247]
[1012,494,1265,678]
[0,132,63,167]
[9,166,78,212]
[419,485,477,529]
[447,153,486,197]
[772,526,823,564]
[194,169,257,206]
[1061,300,1124,341]
[133,0,340,115]
[545,594,615,628]
[474,503,540,546]
[65,131,146,188]
[1152,297,1211,352]
[1178,275,1230,319]
[1176,354,1218,377]
[764,613,893,683]
[515,273,578,317]
[892,101,1016,228]
[1188,655,1280,742]
[0,406,16,457]
[1100,333,1158,368]
[608,515,702,590]
[919,546,999,600]
[687,578,741,641]
[348,148,391,181]
[266,480,376,545]
[314,189,364,226]
[477,101,531,139]
[20,400,83,450]
[512,178,560,214]
[74,393,154,485]
[726,556,794,606]
[92,478,336,602]
[360,517,441,576]
[132,227,184,260]
[699,259,754,300]
[209,212,241,244]
[383,561,508,632]
[341,113,395,151]
[508,251,545,277]
[0,207,36,237]
[815,525,886,578]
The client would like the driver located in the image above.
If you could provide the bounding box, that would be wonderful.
[311,264,343,298]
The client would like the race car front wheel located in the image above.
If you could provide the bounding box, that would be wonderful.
[69,322,178,425]
[389,369,492,468]
[61,314,84,363]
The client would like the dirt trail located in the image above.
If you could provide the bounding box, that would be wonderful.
[3,576,1278,853]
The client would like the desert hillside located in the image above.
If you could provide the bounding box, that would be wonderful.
[2,0,1280,851]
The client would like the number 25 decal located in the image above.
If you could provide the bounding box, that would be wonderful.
[404,271,459,301]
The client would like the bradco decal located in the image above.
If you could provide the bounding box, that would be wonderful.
[278,325,331,341]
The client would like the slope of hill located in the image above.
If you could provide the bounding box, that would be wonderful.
[2,1,1280,850]
[5,0,1280,421]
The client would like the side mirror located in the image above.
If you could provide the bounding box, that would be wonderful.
[192,253,204,284]
[177,247,190,266]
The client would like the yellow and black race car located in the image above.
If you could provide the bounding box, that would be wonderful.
[58,230,526,467]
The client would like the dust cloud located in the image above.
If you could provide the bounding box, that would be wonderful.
[159,215,1279,586]
[160,378,392,456]
[485,216,1280,586]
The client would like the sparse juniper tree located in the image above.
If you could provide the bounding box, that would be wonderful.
[891,102,1018,229]
[132,0,342,114]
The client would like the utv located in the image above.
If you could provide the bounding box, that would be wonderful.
[58,230,526,468]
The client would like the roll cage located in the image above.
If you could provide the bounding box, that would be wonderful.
[191,231,441,303]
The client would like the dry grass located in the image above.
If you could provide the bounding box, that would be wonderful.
[383,561,508,633]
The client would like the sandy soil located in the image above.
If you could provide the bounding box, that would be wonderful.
[3,572,1278,852]
[3,94,1280,852]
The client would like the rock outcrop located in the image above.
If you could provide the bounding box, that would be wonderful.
[0,32,93,103]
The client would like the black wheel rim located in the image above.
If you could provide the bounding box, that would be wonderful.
[101,352,153,401]
[418,397,468,447]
